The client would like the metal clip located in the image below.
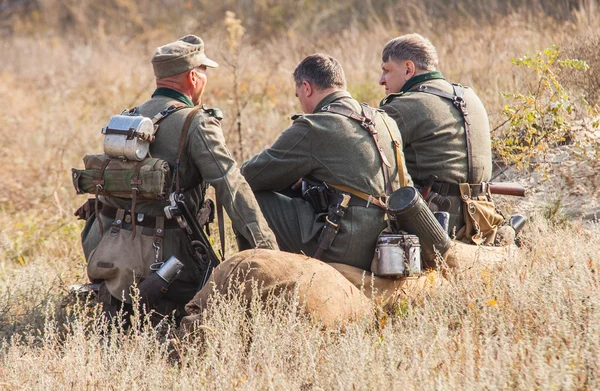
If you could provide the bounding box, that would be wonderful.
[153,242,161,261]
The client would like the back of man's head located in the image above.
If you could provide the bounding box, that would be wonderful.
[382,34,438,71]
[293,54,347,91]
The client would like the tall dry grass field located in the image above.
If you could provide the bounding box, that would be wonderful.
[1,0,599,389]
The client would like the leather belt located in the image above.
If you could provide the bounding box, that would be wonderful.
[101,205,180,229]
[326,190,379,208]
[425,181,486,198]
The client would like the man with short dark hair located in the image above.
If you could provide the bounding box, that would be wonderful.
[241,54,411,270]
[379,33,494,236]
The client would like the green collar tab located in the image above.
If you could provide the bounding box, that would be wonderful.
[152,88,194,107]
[400,71,445,93]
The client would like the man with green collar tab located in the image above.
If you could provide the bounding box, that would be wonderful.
[80,35,277,320]
[241,54,412,271]
[378,33,493,236]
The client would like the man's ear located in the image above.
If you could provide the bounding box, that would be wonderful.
[187,70,197,87]
[303,80,313,97]
[405,60,416,80]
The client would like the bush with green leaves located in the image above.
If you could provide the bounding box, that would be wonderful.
[493,46,599,170]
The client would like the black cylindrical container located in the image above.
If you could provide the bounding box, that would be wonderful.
[136,256,184,310]
[387,187,452,263]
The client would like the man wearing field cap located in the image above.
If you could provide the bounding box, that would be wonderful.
[81,35,277,321]
[378,33,500,241]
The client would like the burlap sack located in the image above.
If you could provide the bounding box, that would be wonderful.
[182,249,373,330]
[328,262,438,310]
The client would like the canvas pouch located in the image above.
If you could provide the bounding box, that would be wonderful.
[72,154,171,200]
[87,210,163,303]
[456,183,504,245]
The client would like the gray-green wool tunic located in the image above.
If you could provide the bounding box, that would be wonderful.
[241,90,412,270]
[380,73,492,185]
[380,73,492,232]
[81,88,277,305]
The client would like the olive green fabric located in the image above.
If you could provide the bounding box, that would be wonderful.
[380,76,492,185]
[241,90,412,271]
[82,90,278,305]
[380,74,492,234]
[72,155,170,199]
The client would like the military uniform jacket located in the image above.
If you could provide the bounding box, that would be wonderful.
[82,89,277,302]
[241,90,412,269]
[380,74,492,185]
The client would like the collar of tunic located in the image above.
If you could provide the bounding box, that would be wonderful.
[400,71,445,93]
[313,90,352,113]
[152,87,195,107]
[379,71,445,106]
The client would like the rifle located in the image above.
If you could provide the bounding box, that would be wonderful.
[488,182,526,197]
[164,192,222,288]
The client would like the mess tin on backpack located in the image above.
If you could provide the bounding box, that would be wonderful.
[102,115,154,161]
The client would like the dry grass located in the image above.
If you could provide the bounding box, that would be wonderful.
[1,1,600,389]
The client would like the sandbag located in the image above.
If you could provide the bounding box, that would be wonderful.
[182,249,372,330]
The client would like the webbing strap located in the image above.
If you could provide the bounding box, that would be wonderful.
[321,103,393,195]
[94,157,112,235]
[129,160,144,239]
[415,83,475,183]
[216,198,226,259]
[380,115,408,187]
[148,104,187,141]
[173,106,202,194]
[153,217,165,262]
[328,184,387,209]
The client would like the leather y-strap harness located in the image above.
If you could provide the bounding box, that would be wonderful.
[321,102,403,209]
[413,83,475,184]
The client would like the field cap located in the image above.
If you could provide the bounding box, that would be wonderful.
[151,34,219,78]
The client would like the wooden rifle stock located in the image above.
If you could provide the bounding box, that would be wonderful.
[488,182,526,197]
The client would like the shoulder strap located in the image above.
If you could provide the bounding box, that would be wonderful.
[93,157,112,235]
[321,103,394,195]
[380,114,408,187]
[147,104,188,142]
[172,106,202,194]
[413,83,475,183]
